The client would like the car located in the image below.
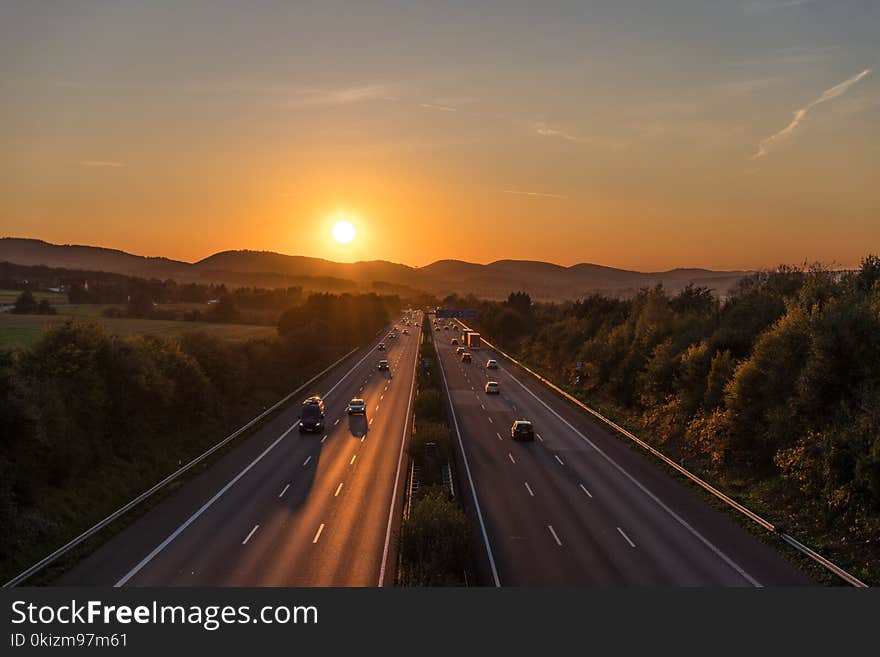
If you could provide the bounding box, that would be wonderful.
[455,346,465,355]
[377,343,386,351]
[388,333,396,339]
[443,325,449,330]
[485,381,500,394]
[300,397,326,433]
[450,338,458,345]
[486,359,498,370]
[378,359,390,371]
[435,326,441,331]
[347,398,366,415]
[511,420,535,442]
[402,329,409,335]
[461,352,472,363]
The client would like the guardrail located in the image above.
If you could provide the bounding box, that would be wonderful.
[455,320,868,588]
[2,332,387,588]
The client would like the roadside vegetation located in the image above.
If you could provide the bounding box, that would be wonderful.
[398,315,473,586]
[0,292,399,583]
[462,256,880,584]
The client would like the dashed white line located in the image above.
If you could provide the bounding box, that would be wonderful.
[524,482,534,497]
[335,483,344,497]
[480,403,486,410]
[488,417,493,424]
[508,453,516,464]
[554,454,565,466]
[548,525,562,546]
[334,419,340,426]
[536,433,544,442]
[278,484,290,498]
[321,434,328,443]
[375,404,379,411]
[312,523,325,544]
[369,418,374,425]
[302,456,312,467]
[617,527,636,548]
[350,454,357,465]
[242,524,259,545]
[579,484,593,498]
[496,432,503,441]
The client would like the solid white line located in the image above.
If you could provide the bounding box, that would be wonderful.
[312,523,325,544]
[579,484,593,498]
[278,484,290,498]
[548,525,562,546]
[554,454,565,466]
[378,323,420,587]
[436,338,501,587]
[350,454,357,465]
[508,453,516,464]
[501,365,761,587]
[302,456,311,467]
[618,527,637,548]
[335,483,344,497]
[242,524,259,545]
[524,482,534,497]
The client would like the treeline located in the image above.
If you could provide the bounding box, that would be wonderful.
[468,256,880,582]
[10,290,56,315]
[0,292,399,582]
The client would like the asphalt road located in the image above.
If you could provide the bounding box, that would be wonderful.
[59,313,422,586]
[434,323,812,586]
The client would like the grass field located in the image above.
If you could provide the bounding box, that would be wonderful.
[0,313,277,349]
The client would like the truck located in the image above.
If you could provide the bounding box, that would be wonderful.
[466,331,481,349]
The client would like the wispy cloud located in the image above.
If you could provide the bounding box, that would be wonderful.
[535,122,577,141]
[741,0,816,12]
[288,85,389,109]
[502,189,568,199]
[419,103,457,112]
[753,68,872,159]
[80,160,125,167]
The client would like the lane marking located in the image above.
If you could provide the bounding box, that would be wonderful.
[335,483,344,497]
[480,403,486,410]
[554,455,565,466]
[500,365,762,587]
[242,524,259,545]
[496,432,503,441]
[375,404,379,411]
[278,484,290,498]
[312,523,325,544]
[524,482,534,497]
[548,525,562,546]
[488,417,493,424]
[508,453,516,464]
[369,418,374,425]
[334,419,340,426]
[361,436,365,442]
[350,454,357,465]
[579,484,593,498]
[302,456,311,467]
[113,335,390,587]
[536,433,544,442]
[618,527,636,548]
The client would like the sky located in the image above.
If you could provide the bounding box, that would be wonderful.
[1,0,878,271]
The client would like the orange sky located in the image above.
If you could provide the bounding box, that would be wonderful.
[2,2,878,271]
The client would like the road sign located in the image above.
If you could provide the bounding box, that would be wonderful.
[436,308,477,319]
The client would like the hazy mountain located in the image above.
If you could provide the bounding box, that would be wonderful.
[0,238,749,300]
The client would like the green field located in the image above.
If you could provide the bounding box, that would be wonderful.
[0,312,277,349]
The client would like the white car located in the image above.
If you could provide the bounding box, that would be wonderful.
[484,381,500,395]
[347,398,366,415]
[486,359,498,369]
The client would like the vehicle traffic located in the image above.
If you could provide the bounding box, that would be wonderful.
[486,359,498,369]
[510,420,535,442]
[485,381,500,394]
[347,398,366,415]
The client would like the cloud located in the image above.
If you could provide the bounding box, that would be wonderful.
[288,85,389,109]
[753,68,872,159]
[502,189,568,199]
[535,122,577,141]
[741,0,815,12]
[419,103,457,112]
[80,160,125,167]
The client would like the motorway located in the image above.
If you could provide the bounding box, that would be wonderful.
[58,314,422,586]
[434,323,811,586]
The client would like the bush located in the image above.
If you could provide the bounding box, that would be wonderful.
[399,488,471,586]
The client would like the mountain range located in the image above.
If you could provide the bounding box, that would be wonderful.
[0,238,749,301]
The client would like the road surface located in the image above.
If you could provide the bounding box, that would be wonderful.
[59,314,422,586]
[434,323,811,586]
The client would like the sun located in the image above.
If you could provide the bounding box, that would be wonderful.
[332,220,356,244]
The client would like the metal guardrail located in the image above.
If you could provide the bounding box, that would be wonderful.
[455,320,868,588]
[2,335,383,588]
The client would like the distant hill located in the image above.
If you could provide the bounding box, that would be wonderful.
[0,238,749,300]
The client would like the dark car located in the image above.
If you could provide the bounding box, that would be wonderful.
[511,420,535,442]
[377,342,386,351]
[300,402,325,433]
[461,352,472,363]
[378,359,390,371]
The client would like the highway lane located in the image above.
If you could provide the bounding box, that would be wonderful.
[434,323,811,586]
[58,313,422,586]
